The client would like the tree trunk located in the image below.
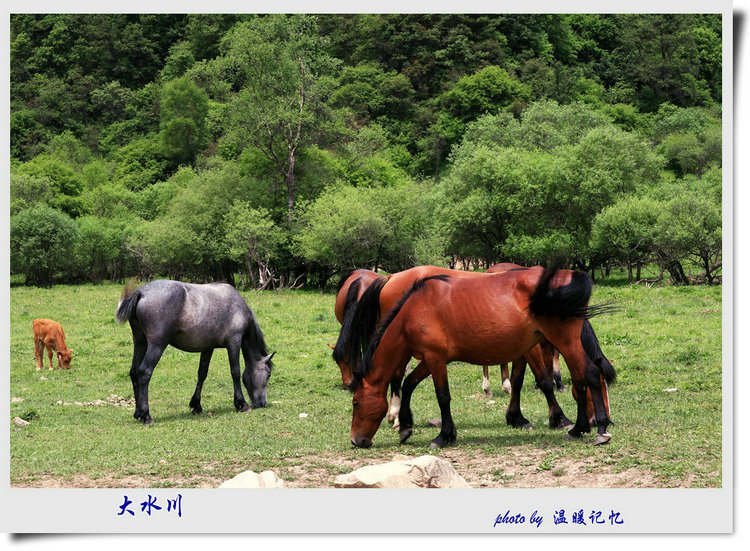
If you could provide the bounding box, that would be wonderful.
[286,154,296,223]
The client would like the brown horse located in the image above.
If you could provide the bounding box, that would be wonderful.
[334,267,499,426]
[349,267,615,449]
[342,265,572,429]
[333,264,554,397]
[345,265,583,432]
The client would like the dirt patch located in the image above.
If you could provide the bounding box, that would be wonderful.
[12,447,668,489]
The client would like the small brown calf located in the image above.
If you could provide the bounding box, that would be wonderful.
[33,319,72,370]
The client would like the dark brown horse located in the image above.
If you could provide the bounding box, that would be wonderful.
[349,267,615,449]
[345,265,585,432]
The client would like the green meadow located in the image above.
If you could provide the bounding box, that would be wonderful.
[9,276,722,488]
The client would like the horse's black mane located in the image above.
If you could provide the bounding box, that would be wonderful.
[332,276,362,363]
[350,274,450,391]
[346,276,388,377]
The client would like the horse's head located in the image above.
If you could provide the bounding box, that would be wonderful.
[244,352,274,408]
[349,376,388,448]
[58,349,72,369]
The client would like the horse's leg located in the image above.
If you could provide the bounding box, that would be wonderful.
[552,348,564,391]
[227,338,250,412]
[189,349,213,415]
[128,328,147,415]
[397,361,430,443]
[427,358,456,449]
[505,358,532,429]
[482,365,492,397]
[548,331,612,444]
[525,346,573,430]
[501,363,512,394]
[387,368,403,429]
[131,341,166,425]
[572,373,610,426]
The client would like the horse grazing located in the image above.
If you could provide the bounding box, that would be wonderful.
[344,266,509,426]
[349,267,615,449]
[116,279,274,425]
[33,319,72,370]
[345,265,576,431]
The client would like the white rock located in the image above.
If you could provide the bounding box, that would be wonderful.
[334,455,470,488]
[13,417,30,427]
[11,397,24,403]
[219,470,285,488]
[299,413,308,418]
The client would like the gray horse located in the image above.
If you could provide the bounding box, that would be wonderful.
[116,279,274,424]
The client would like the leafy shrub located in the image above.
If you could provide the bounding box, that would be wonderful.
[10,204,80,286]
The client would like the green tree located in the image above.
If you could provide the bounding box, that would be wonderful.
[224,203,286,289]
[129,164,249,281]
[73,215,135,282]
[10,173,53,215]
[159,76,210,166]
[295,182,431,283]
[10,205,80,286]
[222,15,342,222]
[590,196,661,282]
[655,195,721,284]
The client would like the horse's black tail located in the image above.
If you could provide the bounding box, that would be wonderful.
[347,276,388,376]
[581,319,616,384]
[332,276,362,364]
[528,267,595,320]
[115,279,141,324]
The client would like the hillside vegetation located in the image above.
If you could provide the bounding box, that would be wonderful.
[10,14,722,288]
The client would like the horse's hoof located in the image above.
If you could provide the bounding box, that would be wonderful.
[143,418,154,426]
[399,428,413,444]
[521,423,533,430]
[555,417,574,430]
[594,433,612,446]
[429,434,454,448]
[239,404,252,412]
[191,408,202,415]
[502,380,512,395]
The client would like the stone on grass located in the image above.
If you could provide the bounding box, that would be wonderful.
[334,455,470,488]
[13,417,30,427]
[219,470,285,488]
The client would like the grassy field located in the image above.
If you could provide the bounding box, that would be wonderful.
[8,274,723,488]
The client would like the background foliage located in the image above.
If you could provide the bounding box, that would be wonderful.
[10,14,722,287]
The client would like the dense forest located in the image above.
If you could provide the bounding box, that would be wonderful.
[9,13,723,288]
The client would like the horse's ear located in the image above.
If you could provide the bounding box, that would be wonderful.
[327,344,335,350]
[264,351,276,363]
